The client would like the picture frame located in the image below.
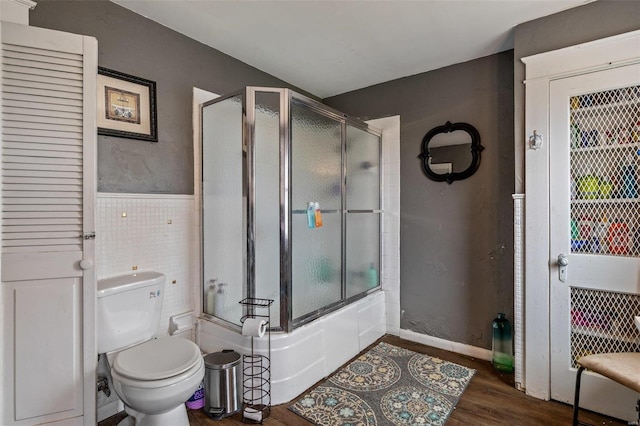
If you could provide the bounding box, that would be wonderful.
[97,67,158,142]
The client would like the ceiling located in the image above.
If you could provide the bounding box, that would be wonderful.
[112,0,590,98]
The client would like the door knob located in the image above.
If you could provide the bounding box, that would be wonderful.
[557,253,568,282]
[557,253,569,266]
[80,259,94,270]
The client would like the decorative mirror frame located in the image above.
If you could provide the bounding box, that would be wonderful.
[418,121,484,184]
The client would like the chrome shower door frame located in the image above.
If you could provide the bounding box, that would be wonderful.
[283,90,383,331]
[201,87,382,333]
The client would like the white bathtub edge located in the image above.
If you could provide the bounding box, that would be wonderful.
[198,291,386,404]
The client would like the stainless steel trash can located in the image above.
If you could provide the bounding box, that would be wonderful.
[204,349,242,419]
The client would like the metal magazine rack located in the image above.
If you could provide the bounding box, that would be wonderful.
[239,298,273,424]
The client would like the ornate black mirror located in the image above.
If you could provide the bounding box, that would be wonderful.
[418,121,484,184]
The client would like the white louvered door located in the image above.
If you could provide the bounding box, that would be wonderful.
[0,22,97,425]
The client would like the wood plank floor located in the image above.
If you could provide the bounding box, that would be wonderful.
[101,334,626,426]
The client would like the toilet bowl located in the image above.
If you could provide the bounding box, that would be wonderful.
[108,337,205,426]
[97,272,204,426]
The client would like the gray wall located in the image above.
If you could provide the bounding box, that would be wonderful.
[513,0,640,193]
[30,0,309,194]
[325,52,515,349]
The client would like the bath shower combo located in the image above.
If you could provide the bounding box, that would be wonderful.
[199,87,386,404]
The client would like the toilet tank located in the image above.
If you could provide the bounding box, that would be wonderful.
[97,271,165,354]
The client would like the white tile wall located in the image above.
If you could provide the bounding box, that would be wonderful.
[368,116,401,336]
[96,193,197,339]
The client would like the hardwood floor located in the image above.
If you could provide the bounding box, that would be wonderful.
[101,334,626,426]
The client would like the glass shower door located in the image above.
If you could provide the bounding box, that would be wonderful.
[253,90,282,328]
[290,100,343,322]
[346,125,381,299]
[201,94,245,325]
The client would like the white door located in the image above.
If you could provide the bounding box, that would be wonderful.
[550,63,640,421]
[0,22,97,425]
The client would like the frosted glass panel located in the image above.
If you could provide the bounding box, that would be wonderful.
[202,95,244,324]
[346,126,381,211]
[346,213,381,298]
[254,92,281,328]
[291,100,343,321]
[291,101,342,211]
[292,213,342,319]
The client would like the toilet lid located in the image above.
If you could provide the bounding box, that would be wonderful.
[113,337,201,381]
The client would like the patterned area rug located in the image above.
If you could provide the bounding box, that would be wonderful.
[289,342,475,426]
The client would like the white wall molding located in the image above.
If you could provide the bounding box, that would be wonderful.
[522,29,640,81]
[1,0,36,25]
[9,0,36,9]
[399,329,492,362]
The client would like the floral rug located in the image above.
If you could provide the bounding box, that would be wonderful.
[289,342,475,426]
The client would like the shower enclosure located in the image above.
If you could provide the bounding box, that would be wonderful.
[201,87,382,332]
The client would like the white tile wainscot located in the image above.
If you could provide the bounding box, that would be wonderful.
[96,193,197,339]
[94,193,197,421]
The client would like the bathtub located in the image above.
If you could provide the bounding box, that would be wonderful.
[198,290,386,404]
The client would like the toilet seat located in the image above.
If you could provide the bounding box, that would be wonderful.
[111,358,204,390]
[113,337,201,381]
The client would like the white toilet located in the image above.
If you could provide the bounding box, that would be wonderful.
[98,271,205,426]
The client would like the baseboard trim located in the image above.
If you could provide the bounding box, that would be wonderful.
[399,329,492,361]
[97,399,121,423]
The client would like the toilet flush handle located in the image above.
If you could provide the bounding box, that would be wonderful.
[80,259,94,270]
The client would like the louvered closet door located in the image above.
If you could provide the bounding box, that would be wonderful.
[1,22,96,425]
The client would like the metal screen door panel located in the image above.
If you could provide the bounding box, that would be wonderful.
[550,63,640,421]
[570,288,640,368]
[570,87,640,258]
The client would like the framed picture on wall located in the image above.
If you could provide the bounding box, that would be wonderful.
[97,67,158,142]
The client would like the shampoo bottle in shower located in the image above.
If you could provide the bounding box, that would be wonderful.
[367,262,378,287]
[314,202,323,227]
[214,283,226,316]
[206,285,215,315]
[307,202,316,228]
[206,279,217,315]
